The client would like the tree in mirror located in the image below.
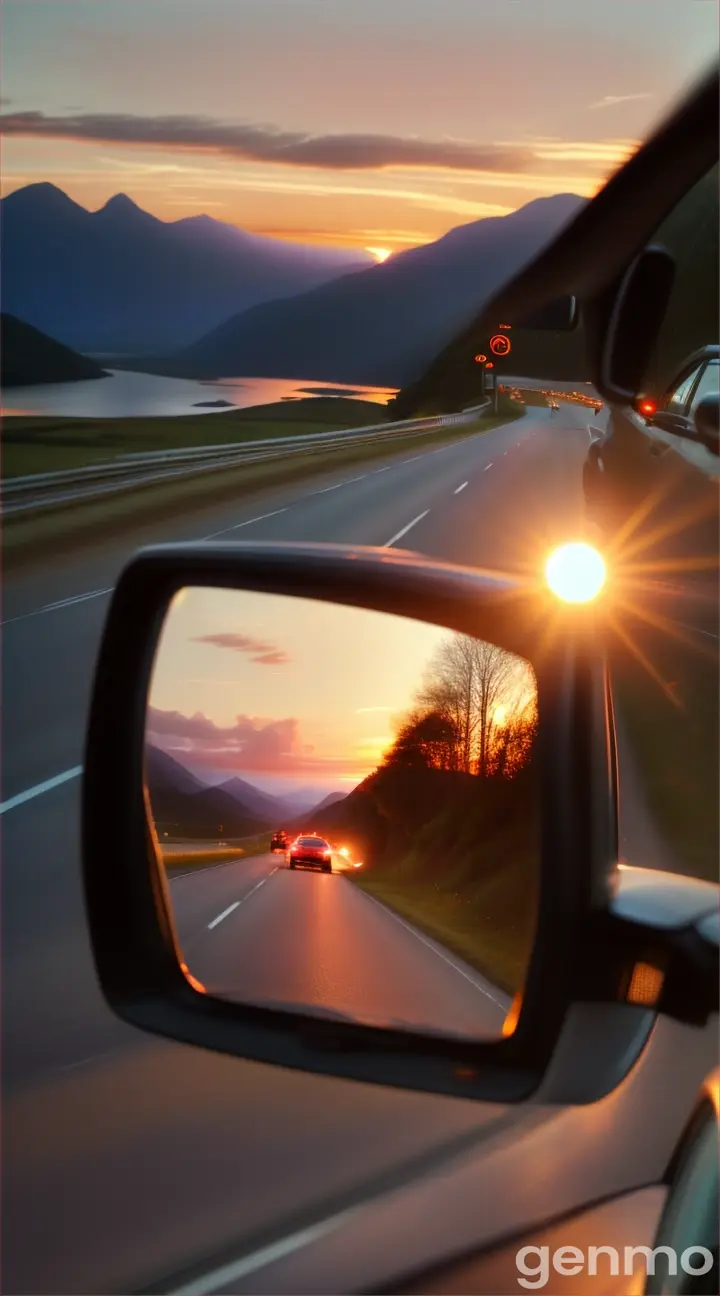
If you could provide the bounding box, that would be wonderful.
[143,588,540,1041]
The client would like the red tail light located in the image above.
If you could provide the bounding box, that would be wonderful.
[636,396,657,417]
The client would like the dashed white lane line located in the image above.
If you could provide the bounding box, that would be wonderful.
[483,463,493,471]
[208,901,240,930]
[309,475,367,495]
[454,481,468,494]
[207,868,278,929]
[383,510,430,548]
[0,765,83,816]
[202,507,289,540]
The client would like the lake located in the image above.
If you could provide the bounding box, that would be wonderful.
[1,371,397,418]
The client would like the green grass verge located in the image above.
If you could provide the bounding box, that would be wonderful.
[4,410,521,569]
[1,397,386,479]
[163,835,271,875]
[345,763,539,998]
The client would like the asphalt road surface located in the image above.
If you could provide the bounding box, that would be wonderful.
[170,854,508,1036]
[0,403,675,1293]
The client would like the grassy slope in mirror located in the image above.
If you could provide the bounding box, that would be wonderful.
[82,542,617,1103]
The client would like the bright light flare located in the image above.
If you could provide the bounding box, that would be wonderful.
[545,542,607,603]
[339,847,350,858]
[353,861,364,868]
[366,246,392,262]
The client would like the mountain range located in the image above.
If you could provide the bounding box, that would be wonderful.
[3,183,585,390]
[145,745,347,839]
[175,193,585,388]
[1,183,372,355]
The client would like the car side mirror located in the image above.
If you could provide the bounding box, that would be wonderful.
[694,393,720,455]
[597,246,676,405]
[81,542,718,1106]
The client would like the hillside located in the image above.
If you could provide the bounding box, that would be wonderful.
[1,183,372,354]
[311,761,539,993]
[395,163,719,416]
[1,313,108,387]
[176,194,585,387]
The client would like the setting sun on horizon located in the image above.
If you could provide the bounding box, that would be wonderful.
[366,247,393,263]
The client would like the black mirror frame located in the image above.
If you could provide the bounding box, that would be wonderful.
[597,245,676,404]
[82,541,618,1103]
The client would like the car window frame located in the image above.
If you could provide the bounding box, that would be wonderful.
[662,361,706,414]
[688,359,720,415]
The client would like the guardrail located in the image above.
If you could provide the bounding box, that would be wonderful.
[2,400,490,517]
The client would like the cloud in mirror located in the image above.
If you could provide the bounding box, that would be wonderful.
[144,588,540,1041]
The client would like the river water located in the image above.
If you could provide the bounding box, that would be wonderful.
[1,371,396,418]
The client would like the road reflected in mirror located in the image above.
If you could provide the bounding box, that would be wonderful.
[144,588,540,1040]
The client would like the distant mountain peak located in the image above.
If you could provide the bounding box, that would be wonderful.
[3,180,87,216]
[96,191,155,222]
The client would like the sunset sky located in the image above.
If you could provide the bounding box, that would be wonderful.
[147,587,453,793]
[1,0,716,254]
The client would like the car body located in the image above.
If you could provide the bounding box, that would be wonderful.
[584,345,719,547]
[287,834,333,872]
[270,829,290,852]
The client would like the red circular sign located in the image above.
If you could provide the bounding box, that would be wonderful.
[490,334,511,357]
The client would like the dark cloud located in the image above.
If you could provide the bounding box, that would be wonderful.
[0,110,534,173]
[193,632,290,666]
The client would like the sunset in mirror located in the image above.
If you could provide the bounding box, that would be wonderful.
[146,587,540,1033]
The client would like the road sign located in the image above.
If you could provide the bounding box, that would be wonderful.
[489,334,512,357]
[474,353,487,363]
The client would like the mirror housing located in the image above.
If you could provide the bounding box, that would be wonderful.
[513,295,578,332]
[694,393,720,454]
[81,543,716,1104]
[598,246,676,404]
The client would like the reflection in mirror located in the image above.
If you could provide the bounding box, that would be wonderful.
[144,589,539,1041]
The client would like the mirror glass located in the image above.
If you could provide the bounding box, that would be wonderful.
[144,588,540,1040]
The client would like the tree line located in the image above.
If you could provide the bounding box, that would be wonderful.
[383,634,537,778]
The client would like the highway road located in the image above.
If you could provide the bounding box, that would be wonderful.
[169,854,509,1036]
[0,402,689,1293]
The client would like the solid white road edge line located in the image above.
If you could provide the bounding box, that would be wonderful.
[359,888,506,1009]
[383,510,430,548]
[169,1206,362,1296]
[1,588,112,626]
[0,765,83,815]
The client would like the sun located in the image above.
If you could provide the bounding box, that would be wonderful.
[366,246,392,263]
